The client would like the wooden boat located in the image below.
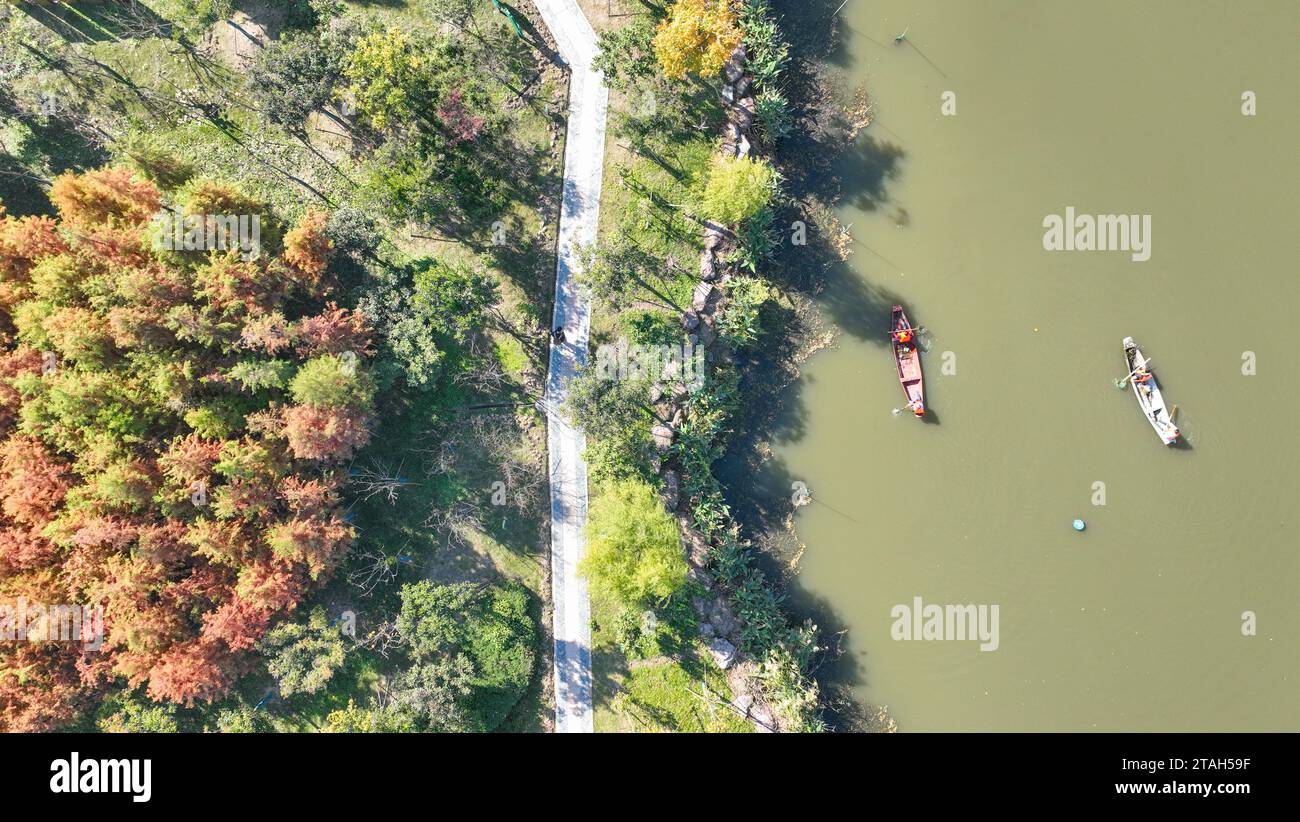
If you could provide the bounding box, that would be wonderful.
[1122,336,1179,445]
[891,305,925,417]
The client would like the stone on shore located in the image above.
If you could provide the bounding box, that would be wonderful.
[700,251,717,281]
[651,423,675,451]
[659,469,680,511]
[723,46,746,83]
[692,281,719,311]
[733,96,756,130]
[708,638,738,670]
[709,598,736,636]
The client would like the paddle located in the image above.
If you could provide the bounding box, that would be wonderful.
[886,325,927,339]
[1114,359,1153,389]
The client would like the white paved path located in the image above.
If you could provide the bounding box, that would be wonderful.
[533,0,607,734]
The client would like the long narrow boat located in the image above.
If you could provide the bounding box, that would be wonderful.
[891,305,925,417]
[1123,336,1179,444]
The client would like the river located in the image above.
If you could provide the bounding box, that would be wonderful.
[778,0,1300,730]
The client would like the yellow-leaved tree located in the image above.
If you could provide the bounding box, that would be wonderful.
[652,0,744,80]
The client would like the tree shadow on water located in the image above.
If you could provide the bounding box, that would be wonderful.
[818,253,906,345]
[837,134,906,213]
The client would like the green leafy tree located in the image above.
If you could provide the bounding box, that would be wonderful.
[386,655,476,732]
[257,607,348,698]
[410,257,498,342]
[215,705,275,733]
[581,479,687,606]
[395,580,536,731]
[96,692,179,733]
[290,354,375,408]
[594,18,658,91]
[700,155,777,226]
[578,242,681,313]
[249,28,350,134]
[565,369,654,483]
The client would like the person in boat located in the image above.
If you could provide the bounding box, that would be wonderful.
[1132,365,1152,383]
[910,399,924,417]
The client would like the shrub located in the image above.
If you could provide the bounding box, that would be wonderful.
[700,155,777,227]
[738,1,790,89]
[581,479,687,607]
[755,89,792,142]
[716,276,772,347]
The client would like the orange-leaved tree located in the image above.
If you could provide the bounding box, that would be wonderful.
[0,168,375,727]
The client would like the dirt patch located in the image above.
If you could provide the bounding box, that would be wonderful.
[207,3,288,69]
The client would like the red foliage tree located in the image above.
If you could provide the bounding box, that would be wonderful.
[239,311,295,355]
[236,560,303,612]
[266,514,354,581]
[281,210,332,288]
[0,347,43,433]
[437,89,486,144]
[294,302,375,357]
[145,638,231,706]
[201,596,271,652]
[279,475,342,518]
[0,436,71,527]
[284,403,373,462]
[48,167,161,229]
[0,526,58,573]
[0,172,372,727]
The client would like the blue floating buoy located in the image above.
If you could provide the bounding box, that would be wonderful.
[1072,519,1086,532]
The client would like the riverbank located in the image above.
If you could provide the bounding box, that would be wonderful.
[566,0,899,731]
[709,0,902,731]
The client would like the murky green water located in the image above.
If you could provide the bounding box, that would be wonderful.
[783,0,1300,730]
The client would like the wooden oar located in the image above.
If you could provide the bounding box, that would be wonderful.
[887,325,927,338]
[1115,359,1152,388]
